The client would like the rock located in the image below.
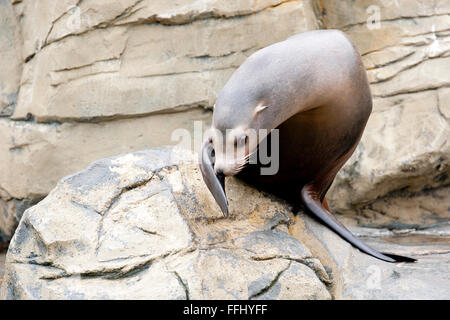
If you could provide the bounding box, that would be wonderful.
[317,0,450,224]
[348,186,450,230]
[292,214,450,299]
[316,0,450,31]
[0,0,448,253]
[2,147,449,299]
[329,90,450,216]
[0,197,42,244]
[12,0,317,122]
[0,0,22,117]
[0,108,211,241]
[0,147,331,300]
[0,252,5,288]
[0,0,318,244]
[0,108,211,199]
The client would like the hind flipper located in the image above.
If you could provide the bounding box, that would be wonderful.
[301,184,416,263]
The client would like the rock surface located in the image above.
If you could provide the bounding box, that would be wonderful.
[317,0,450,225]
[0,0,22,117]
[0,0,318,243]
[294,214,450,300]
[0,0,449,254]
[0,252,5,287]
[1,147,449,299]
[0,147,331,300]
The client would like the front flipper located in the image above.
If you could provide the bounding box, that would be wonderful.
[199,140,229,216]
[301,185,416,263]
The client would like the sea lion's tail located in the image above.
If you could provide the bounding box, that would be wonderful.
[301,185,416,263]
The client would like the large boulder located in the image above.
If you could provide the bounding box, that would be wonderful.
[1,147,449,299]
[0,147,331,300]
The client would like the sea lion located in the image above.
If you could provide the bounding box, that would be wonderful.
[199,30,415,263]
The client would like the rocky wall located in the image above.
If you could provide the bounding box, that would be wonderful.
[317,0,450,227]
[0,0,318,243]
[0,0,448,243]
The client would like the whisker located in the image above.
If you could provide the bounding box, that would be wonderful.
[226,148,258,175]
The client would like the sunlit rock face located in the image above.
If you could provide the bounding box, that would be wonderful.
[318,0,450,226]
[2,147,449,300]
[0,147,332,300]
[0,0,318,243]
[0,0,448,258]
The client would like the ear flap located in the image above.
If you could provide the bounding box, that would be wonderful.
[254,103,268,116]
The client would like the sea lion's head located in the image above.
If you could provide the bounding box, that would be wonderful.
[210,102,268,176]
[199,99,269,216]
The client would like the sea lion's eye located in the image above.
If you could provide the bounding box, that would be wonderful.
[236,135,247,147]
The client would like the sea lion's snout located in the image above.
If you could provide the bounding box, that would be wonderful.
[199,140,229,216]
[213,167,226,191]
[200,126,255,215]
[213,158,241,177]
[216,171,226,193]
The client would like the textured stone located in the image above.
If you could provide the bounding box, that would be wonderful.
[0,0,22,116]
[290,213,450,300]
[0,0,319,244]
[13,0,79,61]
[352,186,450,230]
[438,87,450,119]
[329,90,450,212]
[0,252,5,287]
[1,0,449,252]
[317,0,450,30]
[2,147,448,300]
[0,147,331,300]
[12,0,317,122]
[0,108,211,240]
[0,197,42,244]
[318,0,450,222]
